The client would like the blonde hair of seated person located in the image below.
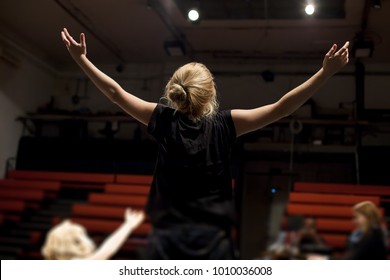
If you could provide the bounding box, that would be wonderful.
[353,201,383,235]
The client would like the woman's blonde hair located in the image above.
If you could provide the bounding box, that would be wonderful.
[164,62,218,120]
[41,220,96,260]
[353,201,383,234]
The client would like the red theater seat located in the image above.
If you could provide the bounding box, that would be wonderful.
[0,179,60,191]
[88,193,148,207]
[63,217,151,235]
[115,174,153,185]
[294,182,390,196]
[72,204,138,219]
[287,204,385,218]
[0,189,45,201]
[315,218,354,233]
[321,234,347,249]
[104,184,150,195]
[0,200,26,212]
[289,192,380,206]
[8,170,115,184]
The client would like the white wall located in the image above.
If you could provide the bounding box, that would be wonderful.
[0,53,55,178]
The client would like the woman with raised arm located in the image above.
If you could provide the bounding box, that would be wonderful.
[42,208,144,260]
[61,28,349,259]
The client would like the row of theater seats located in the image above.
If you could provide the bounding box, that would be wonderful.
[0,170,237,260]
[1,170,389,259]
[63,176,153,257]
[285,181,390,252]
[0,170,153,259]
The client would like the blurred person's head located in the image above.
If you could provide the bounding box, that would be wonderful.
[164,62,218,120]
[303,217,316,231]
[41,220,96,260]
[353,201,382,235]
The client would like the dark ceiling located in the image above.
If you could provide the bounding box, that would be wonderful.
[174,0,346,20]
[0,0,388,68]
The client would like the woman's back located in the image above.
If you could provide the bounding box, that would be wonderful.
[146,104,237,230]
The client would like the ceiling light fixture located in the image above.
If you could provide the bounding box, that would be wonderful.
[305,4,315,15]
[188,9,200,22]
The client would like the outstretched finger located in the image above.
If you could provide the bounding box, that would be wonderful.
[61,31,70,48]
[336,41,350,56]
[63,28,79,45]
[80,33,86,48]
[326,44,337,56]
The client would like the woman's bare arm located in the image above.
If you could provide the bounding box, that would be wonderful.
[85,208,144,260]
[61,28,156,125]
[232,42,349,137]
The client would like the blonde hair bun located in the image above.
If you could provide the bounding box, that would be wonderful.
[164,62,218,120]
[167,83,188,106]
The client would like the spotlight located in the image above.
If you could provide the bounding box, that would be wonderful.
[305,4,315,15]
[188,9,200,22]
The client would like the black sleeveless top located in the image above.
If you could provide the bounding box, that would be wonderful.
[146,104,237,230]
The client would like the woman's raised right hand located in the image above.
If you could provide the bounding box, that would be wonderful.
[61,28,87,61]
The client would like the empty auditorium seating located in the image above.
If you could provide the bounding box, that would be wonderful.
[1,170,151,259]
[8,170,115,184]
[0,189,45,201]
[0,179,60,192]
[287,203,384,218]
[0,200,26,213]
[88,193,147,207]
[316,218,354,233]
[72,204,138,219]
[115,174,153,185]
[70,204,151,239]
[294,182,390,196]
[40,173,152,258]
[321,234,348,249]
[60,217,151,235]
[1,170,242,260]
[104,184,150,195]
[289,193,380,206]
